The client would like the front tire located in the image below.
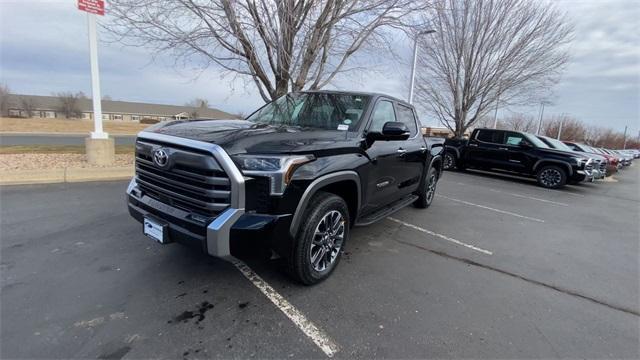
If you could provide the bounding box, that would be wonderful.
[414,166,439,208]
[288,192,349,285]
[536,165,567,189]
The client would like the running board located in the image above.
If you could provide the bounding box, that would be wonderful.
[355,194,418,227]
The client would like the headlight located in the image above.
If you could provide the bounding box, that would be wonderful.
[233,154,315,195]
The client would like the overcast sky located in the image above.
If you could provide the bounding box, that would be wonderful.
[1,0,638,135]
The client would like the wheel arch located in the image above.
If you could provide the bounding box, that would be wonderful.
[533,160,573,176]
[289,171,361,237]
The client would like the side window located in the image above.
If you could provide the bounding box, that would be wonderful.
[475,130,504,144]
[395,104,418,136]
[505,132,527,146]
[369,100,396,133]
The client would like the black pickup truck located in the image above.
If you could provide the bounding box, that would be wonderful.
[127,91,444,284]
[443,128,593,188]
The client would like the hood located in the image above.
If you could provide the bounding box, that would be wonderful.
[146,119,360,155]
[537,147,586,160]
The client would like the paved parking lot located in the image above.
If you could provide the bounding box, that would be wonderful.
[1,166,638,359]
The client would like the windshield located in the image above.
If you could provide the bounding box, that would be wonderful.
[524,133,550,148]
[246,92,370,131]
[544,137,575,152]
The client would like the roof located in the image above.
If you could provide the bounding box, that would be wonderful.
[6,94,237,119]
[300,90,410,106]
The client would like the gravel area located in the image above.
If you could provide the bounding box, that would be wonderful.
[0,153,134,171]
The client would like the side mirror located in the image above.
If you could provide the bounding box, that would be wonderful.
[519,141,532,149]
[382,121,411,138]
[365,121,411,146]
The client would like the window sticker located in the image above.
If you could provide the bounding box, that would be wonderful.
[343,119,352,125]
[506,136,522,145]
[337,124,349,131]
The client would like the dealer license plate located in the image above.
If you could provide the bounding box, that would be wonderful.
[143,217,167,244]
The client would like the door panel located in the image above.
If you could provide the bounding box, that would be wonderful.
[465,130,507,169]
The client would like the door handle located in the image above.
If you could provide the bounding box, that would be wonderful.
[469,143,478,147]
[420,146,427,152]
[397,148,408,154]
[499,147,509,150]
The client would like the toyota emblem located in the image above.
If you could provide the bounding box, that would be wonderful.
[153,148,169,167]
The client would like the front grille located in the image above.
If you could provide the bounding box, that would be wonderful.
[135,140,231,216]
[585,162,593,171]
[598,160,607,173]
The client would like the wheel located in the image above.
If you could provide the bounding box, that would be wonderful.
[414,166,439,208]
[443,152,456,170]
[536,165,567,189]
[287,192,349,285]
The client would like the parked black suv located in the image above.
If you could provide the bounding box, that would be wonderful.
[127,91,444,284]
[443,128,593,188]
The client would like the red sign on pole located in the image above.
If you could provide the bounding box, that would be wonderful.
[78,0,105,16]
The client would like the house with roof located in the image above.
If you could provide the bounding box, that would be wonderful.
[3,94,237,122]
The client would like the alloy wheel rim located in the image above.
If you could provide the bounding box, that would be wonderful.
[309,210,345,272]
[444,154,453,169]
[541,169,562,187]
[426,174,437,202]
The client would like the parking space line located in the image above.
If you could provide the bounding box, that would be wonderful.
[488,189,569,206]
[231,259,340,358]
[437,194,545,223]
[387,217,493,255]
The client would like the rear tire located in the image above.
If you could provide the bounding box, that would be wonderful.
[414,166,439,208]
[536,165,567,189]
[287,192,349,285]
[443,152,456,170]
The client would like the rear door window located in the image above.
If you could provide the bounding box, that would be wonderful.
[476,130,504,144]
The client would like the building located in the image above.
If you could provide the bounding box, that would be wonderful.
[3,94,237,121]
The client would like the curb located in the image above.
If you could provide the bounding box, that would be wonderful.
[0,166,134,186]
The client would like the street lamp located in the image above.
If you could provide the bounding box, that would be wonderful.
[408,29,436,105]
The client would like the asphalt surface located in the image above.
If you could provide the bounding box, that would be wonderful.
[0,134,136,146]
[1,166,639,359]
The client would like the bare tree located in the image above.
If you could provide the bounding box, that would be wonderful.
[186,98,210,108]
[106,0,427,102]
[0,84,10,116]
[543,114,586,141]
[415,0,573,138]
[55,92,84,118]
[20,97,39,118]
[501,113,537,132]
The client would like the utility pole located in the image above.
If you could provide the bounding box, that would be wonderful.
[408,29,436,105]
[536,102,545,135]
[492,92,500,129]
[622,125,628,149]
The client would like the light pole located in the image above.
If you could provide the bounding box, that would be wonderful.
[623,125,628,149]
[557,114,565,140]
[536,101,547,135]
[408,29,436,105]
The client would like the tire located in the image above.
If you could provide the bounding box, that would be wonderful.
[414,166,439,208]
[287,192,349,285]
[536,165,567,189]
[443,152,456,170]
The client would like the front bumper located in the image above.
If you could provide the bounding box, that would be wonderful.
[127,178,291,258]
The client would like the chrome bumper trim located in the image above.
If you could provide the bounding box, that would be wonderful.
[128,131,246,258]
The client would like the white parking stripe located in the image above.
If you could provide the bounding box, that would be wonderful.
[387,217,493,255]
[488,189,569,206]
[437,194,545,223]
[231,259,340,358]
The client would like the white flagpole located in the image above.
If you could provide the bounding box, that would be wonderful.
[87,12,107,139]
